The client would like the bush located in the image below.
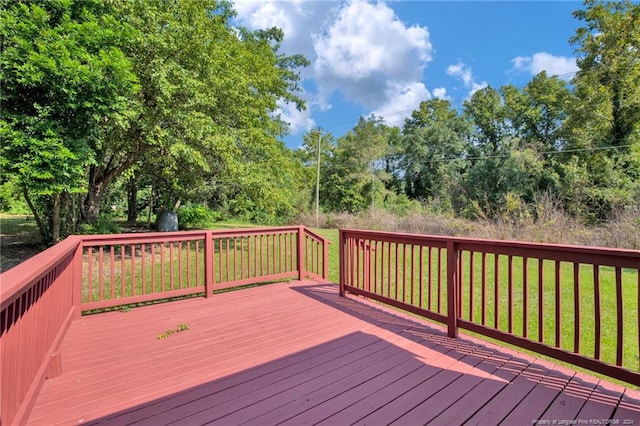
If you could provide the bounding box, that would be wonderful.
[177,204,220,230]
[79,215,121,235]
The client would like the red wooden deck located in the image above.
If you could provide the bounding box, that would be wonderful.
[27,280,640,426]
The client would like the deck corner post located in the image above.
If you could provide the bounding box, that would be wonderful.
[205,231,214,297]
[447,240,459,338]
[72,237,83,318]
[339,230,346,297]
[297,226,305,281]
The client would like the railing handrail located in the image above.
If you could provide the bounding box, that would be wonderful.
[341,228,640,266]
[0,235,81,309]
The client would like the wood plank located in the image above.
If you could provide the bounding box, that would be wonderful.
[389,350,513,425]
[352,344,499,425]
[540,372,599,421]
[612,389,640,424]
[498,361,575,424]
[576,380,624,420]
[426,352,533,425]
[24,281,640,426]
[464,360,553,425]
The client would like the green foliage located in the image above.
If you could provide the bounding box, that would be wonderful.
[79,215,121,235]
[177,204,220,230]
[0,180,31,214]
[0,0,138,241]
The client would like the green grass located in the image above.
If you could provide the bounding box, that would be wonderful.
[82,228,320,303]
[3,214,637,376]
[308,228,340,283]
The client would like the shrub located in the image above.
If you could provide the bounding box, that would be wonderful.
[177,204,220,230]
[79,215,121,235]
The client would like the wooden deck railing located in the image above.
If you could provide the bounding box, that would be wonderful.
[339,228,640,386]
[0,226,327,426]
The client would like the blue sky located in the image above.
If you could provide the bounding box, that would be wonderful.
[232,1,583,148]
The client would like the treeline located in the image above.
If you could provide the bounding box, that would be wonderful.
[298,1,640,225]
[1,1,638,244]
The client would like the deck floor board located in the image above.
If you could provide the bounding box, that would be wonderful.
[26,280,640,425]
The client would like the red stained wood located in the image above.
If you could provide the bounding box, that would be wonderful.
[24,281,640,426]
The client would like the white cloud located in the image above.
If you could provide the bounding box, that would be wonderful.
[511,52,578,79]
[372,81,430,125]
[313,0,432,108]
[446,62,487,96]
[277,98,316,135]
[234,0,434,134]
[432,87,448,100]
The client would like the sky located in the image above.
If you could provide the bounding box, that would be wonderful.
[232,0,583,148]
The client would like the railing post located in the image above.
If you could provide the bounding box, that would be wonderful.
[339,231,345,296]
[205,231,214,297]
[72,237,83,319]
[447,240,459,338]
[323,238,329,281]
[297,226,305,280]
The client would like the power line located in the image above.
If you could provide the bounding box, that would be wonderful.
[423,143,636,164]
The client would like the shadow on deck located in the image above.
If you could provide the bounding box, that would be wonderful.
[27,281,640,425]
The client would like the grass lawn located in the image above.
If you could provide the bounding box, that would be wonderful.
[4,215,638,375]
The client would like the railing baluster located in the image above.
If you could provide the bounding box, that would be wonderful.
[508,255,513,334]
[226,238,230,282]
[469,251,475,322]
[437,247,442,313]
[402,243,407,302]
[373,240,378,294]
[142,244,146,294]
[574,263,580,353]
[98,247,104,301]
[131,245,137,296]
[87,247,93,303]
[539,259,544,343]
[186,241,191,288]
[233,237,237,282]
[152,244,157,292]
[494,254,500,329]
[110,247,115,298]
[160,243,165,292]
[555,260,561,348]
[410,244,415,306]
[523,257,528,339]
[387,241,391,298]
[419,245,424,308]
[169,242,174,291]
[481,252,486,326]
[458,250,464,316]
[395,243,399,300]
[178,242,183,289]
[428,246,433,310]
[616,267,623,366]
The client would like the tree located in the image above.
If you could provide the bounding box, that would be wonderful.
[562,0,640,220]
[84,0,310,224]
[2,0,311,237]
[322,116,394,213]
[401,99,470,212]
[0,0,137,242]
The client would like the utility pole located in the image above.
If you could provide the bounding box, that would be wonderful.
[315,130,323,226]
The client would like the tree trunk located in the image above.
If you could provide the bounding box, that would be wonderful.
[51,193,60,242]
[127,177,138,224]
[22,187,52,243]
[84,165,108,224]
